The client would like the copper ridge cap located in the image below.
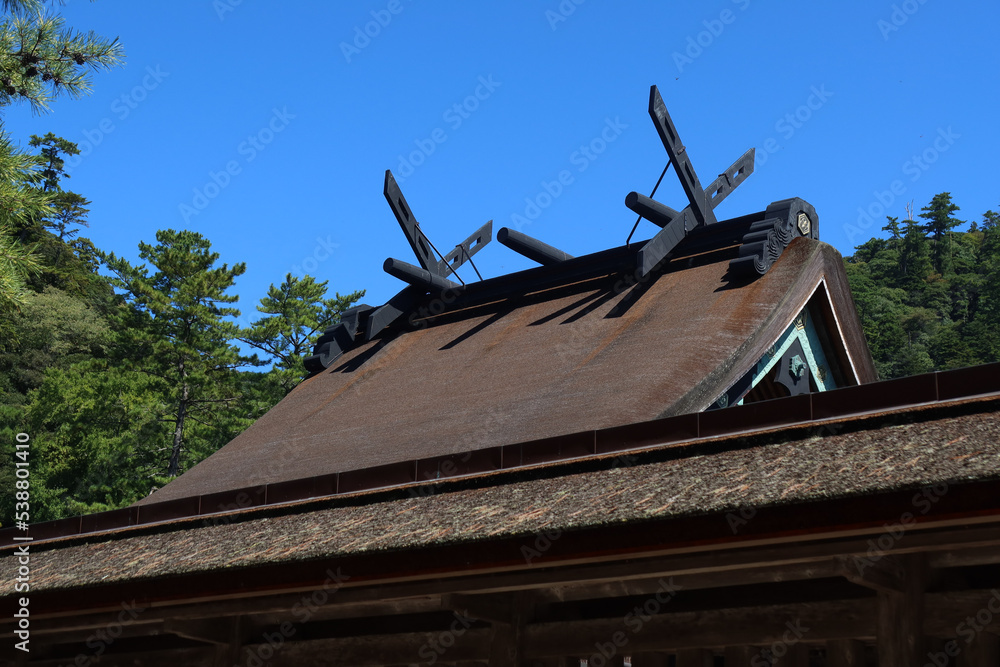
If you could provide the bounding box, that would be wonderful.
[3,362,999,550]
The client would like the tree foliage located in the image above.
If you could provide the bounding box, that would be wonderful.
[0,1,124,113]
[240,274,364,393]
[101,230,265,476]
[845,193,1000,379]
[0,0,120,313]
[1,222,363,521]
[0,131,47,313]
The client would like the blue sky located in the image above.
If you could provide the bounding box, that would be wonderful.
[4,1,998,322]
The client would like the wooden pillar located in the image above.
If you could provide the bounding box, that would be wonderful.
[877,554,926,667]
[631,653,670,667]
[960,631,1000,667]
[826,639,866,667]
[488,592,530,667]
[211,617,246,667]
[676,649,712,667]
[489,623,522,667]
[723,646,756,666]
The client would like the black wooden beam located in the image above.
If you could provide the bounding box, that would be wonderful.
[631,86,755,277]
[647,85,715,228]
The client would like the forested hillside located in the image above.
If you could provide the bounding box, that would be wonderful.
[844,193,1000,380]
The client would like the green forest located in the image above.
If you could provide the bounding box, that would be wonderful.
[844,193,1000,379]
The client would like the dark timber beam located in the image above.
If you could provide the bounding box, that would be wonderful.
[646,86,715,228]
[164,617,240,645]
[22,647,214,667]
[384,257,461,292]
[632,85,755,277]
[265,629,494,667]
[532,561,838,604]
[384,169,438,272]
[6,620,164,648]
[496,227,573,266]
[444,593,513,625]
[929,545,1000,568]
[524,600,875,656]
[487,591,529,667]
[835,555,905,594]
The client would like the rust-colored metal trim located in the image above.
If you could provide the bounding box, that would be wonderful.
[1,362,998,549]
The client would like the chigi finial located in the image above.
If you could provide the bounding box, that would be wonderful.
[306,85,822,374]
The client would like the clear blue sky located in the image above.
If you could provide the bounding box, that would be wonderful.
[4,1,998,323]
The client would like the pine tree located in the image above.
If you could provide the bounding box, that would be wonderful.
[882,215,901,242]
[29,132,89,240]
[0,0,122,309]
[919,192,963,275]
[240,274,364,393]
[898,217,932,293]
[0,1,124,113]
[0,131,47,314]
[101,230,263,477]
